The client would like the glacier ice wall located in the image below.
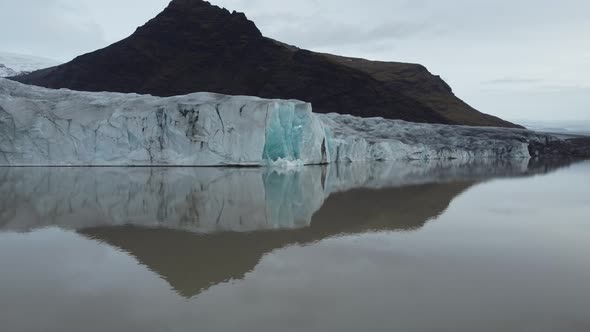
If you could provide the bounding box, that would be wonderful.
[320,114,554,162]
[0,79,327,166]
[0,79,558,166]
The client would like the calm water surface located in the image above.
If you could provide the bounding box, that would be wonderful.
[0,160,589,332]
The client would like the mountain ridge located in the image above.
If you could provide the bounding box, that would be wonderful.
[13,0,521,128]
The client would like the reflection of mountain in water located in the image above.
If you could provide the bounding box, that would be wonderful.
[82,181,472,298]
[0,159,574,298]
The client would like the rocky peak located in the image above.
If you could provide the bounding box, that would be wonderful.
[138,0,262,39]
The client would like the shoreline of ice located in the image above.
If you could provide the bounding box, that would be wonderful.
[0,78,560,166]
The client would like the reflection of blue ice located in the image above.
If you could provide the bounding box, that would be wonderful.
[0,159,563,234]
[263,169,324,230]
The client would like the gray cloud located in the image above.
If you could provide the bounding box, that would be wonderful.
[482,78,545,86]
[252,12,438,49]
[0,0,168,61]
[468,86,590,123]
[0,0,105,61]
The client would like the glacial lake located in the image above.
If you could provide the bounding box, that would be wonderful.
[1,160,589,332]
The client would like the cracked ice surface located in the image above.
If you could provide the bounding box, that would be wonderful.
[0,79,557,166]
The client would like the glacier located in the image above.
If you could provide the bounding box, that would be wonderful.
[0,78,559,166]
[0,78,327,166]
[0,52,60,78]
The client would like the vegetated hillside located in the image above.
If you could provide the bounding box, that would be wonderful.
[13,0,521,128]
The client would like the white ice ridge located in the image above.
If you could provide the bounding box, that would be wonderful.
[0,78,557,166]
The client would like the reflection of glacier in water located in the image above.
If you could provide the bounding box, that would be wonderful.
[0,159,578,299]
[0,159,570,234]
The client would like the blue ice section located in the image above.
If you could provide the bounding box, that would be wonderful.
[263,103,310,162]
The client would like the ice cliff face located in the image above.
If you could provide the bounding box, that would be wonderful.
[320,114,551,162]
[0,79,327,166]
[0,79,556,166]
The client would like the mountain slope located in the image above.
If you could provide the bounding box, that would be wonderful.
[0,52,59,77]
[13,0,521,128]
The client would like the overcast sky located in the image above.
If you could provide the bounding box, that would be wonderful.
[1,0,588,125]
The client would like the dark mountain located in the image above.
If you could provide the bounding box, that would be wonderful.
[13,0,521,128]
